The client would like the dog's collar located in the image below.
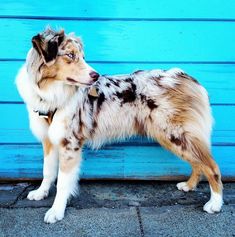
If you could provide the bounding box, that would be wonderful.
[33,109,57,119]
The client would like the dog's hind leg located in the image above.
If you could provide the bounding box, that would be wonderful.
[44,138,82,224]
[27,138,58,201]
[176,163,201,192]
[154,132,223,213]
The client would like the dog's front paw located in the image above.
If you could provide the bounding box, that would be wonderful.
[44,207,64,224]
[203,196,223,214]
[176,182,191,192]
[27,188,49,201]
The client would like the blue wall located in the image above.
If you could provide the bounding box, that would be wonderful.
[0,0,235,180]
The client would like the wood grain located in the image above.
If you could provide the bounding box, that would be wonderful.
[0,1,234,180]
[2,62,235,104]
[1,103,234,144]
[0,144,234,180]
[0,20,235,61]
[0,0,235,19]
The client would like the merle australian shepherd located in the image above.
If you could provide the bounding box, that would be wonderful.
[16,28,223,223]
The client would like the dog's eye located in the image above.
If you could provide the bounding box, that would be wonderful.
[66,53,75,59]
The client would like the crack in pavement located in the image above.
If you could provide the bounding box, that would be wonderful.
[136,207,145,237]
[8,185,30,208]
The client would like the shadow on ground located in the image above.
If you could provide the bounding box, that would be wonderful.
[0,182,234,237]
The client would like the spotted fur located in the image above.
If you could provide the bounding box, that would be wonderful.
[16,28,223,224]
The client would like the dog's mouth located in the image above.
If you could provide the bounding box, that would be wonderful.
[66,77,93,86]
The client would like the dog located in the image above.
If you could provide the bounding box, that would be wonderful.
[16,27,223,223]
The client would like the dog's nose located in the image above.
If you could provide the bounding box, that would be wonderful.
[89,71,99,81]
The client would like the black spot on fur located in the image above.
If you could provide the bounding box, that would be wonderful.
[97,93,105,109]
[124,78,132,83]
[46,40,58,62]
[139,94,158,110]
[147,99,158,110]
[78,109,83,128]
[88,94,98,105]
[116,83,136,104]
[140,94,146,102]
[106,83,111,87]
[108,78,120,87]
[93,120,98,128]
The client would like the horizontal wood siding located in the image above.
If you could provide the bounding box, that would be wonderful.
[1,145,235,180]
[0,1,235,180]
[1,20,235,61]
[1,0,235,19]
[1,104,235,144]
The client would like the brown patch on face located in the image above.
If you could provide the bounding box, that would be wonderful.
[43,138,52,156]
[38,34,90,87]
[37,75,57,90]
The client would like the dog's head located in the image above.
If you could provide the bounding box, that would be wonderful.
[30,27,99,87]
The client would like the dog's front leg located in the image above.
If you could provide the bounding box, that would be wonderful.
[27,138,58,201]
[44,143,82,224]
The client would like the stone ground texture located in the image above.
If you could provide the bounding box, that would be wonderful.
[0,181,234,237]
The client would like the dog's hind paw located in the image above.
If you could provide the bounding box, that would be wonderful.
[176,182,191,192]
[44,207,64,224]
[27,188,49,201]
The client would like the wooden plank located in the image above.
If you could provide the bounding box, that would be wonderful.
[0,0,235,19]
[1,61,235,104]
[0,104,234,144]
[0,144,234,180]
[0,20,235,61]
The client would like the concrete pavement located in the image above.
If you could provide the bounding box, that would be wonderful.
[0,182,234,237]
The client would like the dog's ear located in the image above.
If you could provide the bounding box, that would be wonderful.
[32,29,65,64]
